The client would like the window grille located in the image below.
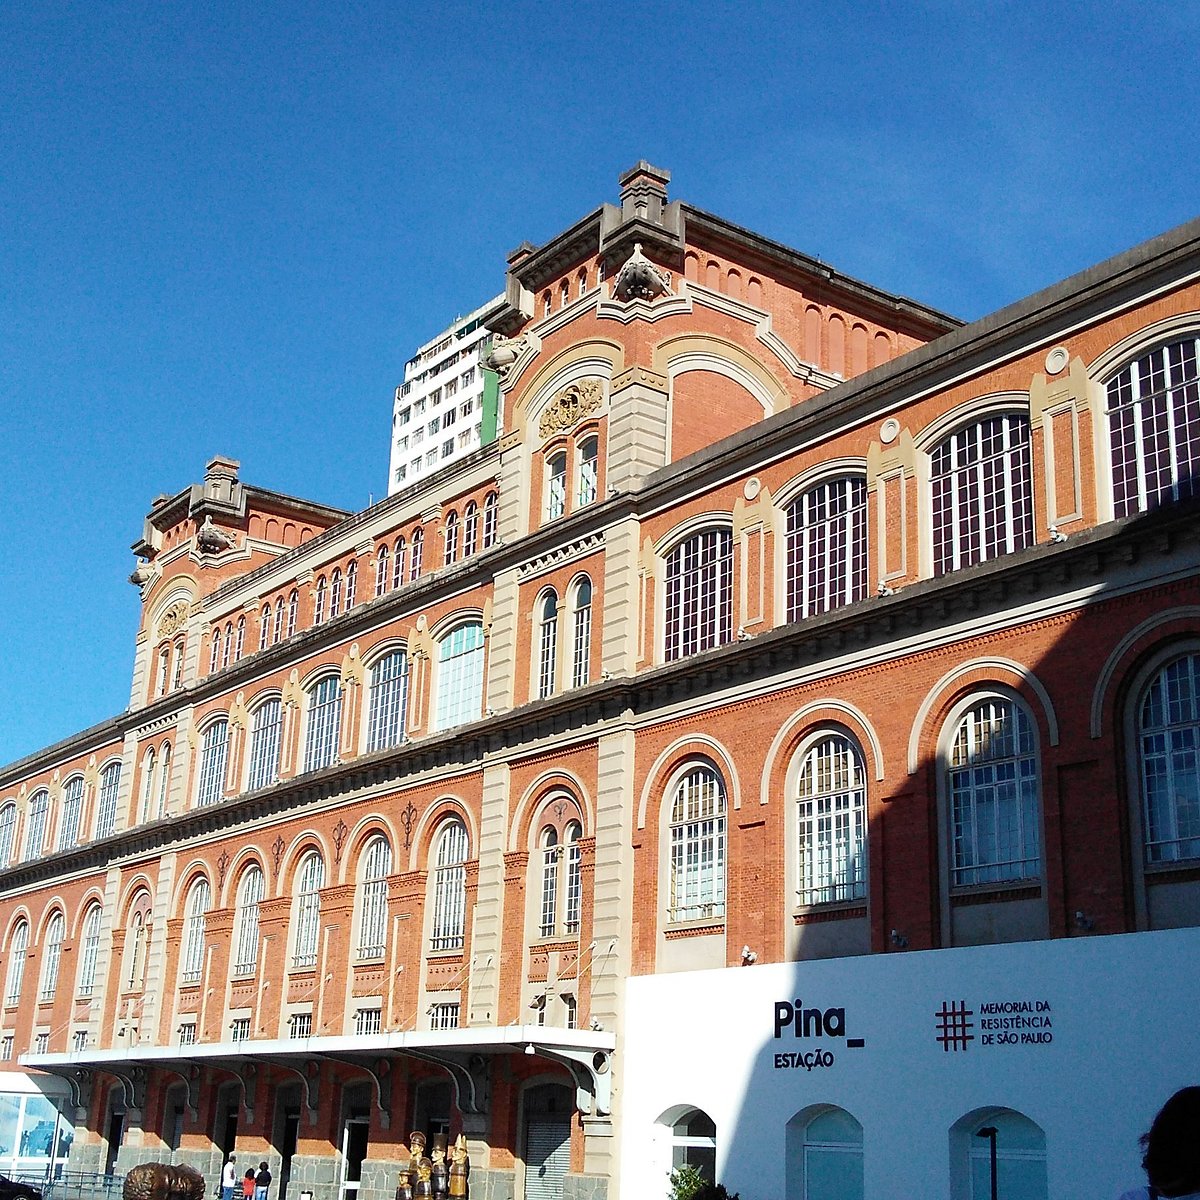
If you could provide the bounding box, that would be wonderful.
[2,921,25,1005]
[138,750,155,823]
[293,851,325,967]
[483,493,498,548]
[393,537,407,589]
[429,1001,460,1031]
[289,1012,312,1039]
[235,616,246,660]
[1108,336,1200,517]
[434,623,485,731]
[197,721,229,807]
[221,623,232,669]
[33,1033,48,1055]
[209,627,221,673]
[563,993,577,1029]
[547,452,567,520]
[313,576,327,625]
[410,529,424,580]
[668,767,726,922]
[39,914,65,1001]
[287,590,298,638]
[95,764,120,839]
[376,545,390,596]
[304,677,343,772]
[178,1022,197,1046]
[571,579,592,688]
[24,791,48,860]
[949,699,1040,886]
[180,879,209,984]
[565,824,582,933]
[577,436,599,507]
[274,597,285,644]
[430,821,468,951]
[1138,652,1200,864]
[664,530,733,661]
[786,477,867,622]
[72,1030,89,1052]
[0,804,14,864]
[260,605,271,651]
[230,1018,251,1042]
[444,512,459,565]
[346,560,357,609]
[58,776,83,850]
[156,742,172,817]
[78,905,102,997]
[247,700,283,791]
[538,592,559,699]
[330,569,342,619]
[233,867,264,975]
[539,830,559,937]
[366,652,409,752]
[796,735,867,905]
[464,503,479,557]
[357,837,392,959]
[0,1036,11,1060]
[355,1008,382,1036]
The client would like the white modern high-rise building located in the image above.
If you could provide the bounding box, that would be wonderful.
[388,294,505,494]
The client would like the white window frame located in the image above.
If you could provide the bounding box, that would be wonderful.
[430,820,468,952]
[667,764,727,924]
[233,866,264,976]
[180,878,210,984]
[293,851,325,968]
[794,733,868,907]
[196,719,230,807]
[434,622,485,731]
[356,836,392,960]
[304,676,343,772]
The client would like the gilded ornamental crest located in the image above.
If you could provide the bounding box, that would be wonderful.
[538,378,602,439]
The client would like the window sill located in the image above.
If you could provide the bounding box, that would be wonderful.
[792,902,867,926]
[664,919,725,940]
[950,881,1041,906]
[1145,861,1200,883]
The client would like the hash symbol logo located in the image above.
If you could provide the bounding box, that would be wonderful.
[935,1000,974,1052]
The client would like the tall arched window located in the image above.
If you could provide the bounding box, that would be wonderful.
[786,477,867,621]
[57,776,84,850]
[273,597,285,644]
[95,763,121,839]
[172,638,185,689]
[435,622,485,731]
[77,904,102,997]
[235,616,246,660]
[789,1106,864,1200]
[577,435,599,507]
[247,699,283,791]
[180,878,210,984]
[366,650,409,752]
[375,545,390,596]
[221,622,233,669]
[313,575,327,625]
[156,741,172,817]
[537,590,559,699]
[931,416,1032,575]
[233,866,264,976]
[538,827,559,937]
[393,536,407,589]
[39,913,66,1001]
[125,908,147,990]
[209,626,222,673]
[196,719,230,807]
[1137,651,1200,865]
[430,820,468,951]
[293,851,325,968]
[796,735,867,905]
[668,765,726,922]
[329,569,343,619]
[571,577,592,689]
[483,492,498,548]
[463,503,479,557]
[138,747,156,823]
[665,529,733,662]
[1107,335,1200,517]
[357,836,392,960]
[4,920,29,1006]
[947,698,1040,887]
[546,450,568,521]
[410,528,424,580]
[564,822,582,933]
[260,604,271,651]
[0,803,16,864]
[24,790,49,861]
[444,511,459,565]
[155,645,171,697]
[287,590,299,638]
[304,676,343,771]
[345,560,358,609]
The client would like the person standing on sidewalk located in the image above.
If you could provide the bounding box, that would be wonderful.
[220,1155,238,1200]
[255,1162,272,1200]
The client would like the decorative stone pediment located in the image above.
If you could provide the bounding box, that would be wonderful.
[612,242,672,302]
[157,600,189,638]
[538,379,603,439]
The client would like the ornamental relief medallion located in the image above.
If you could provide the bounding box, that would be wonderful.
[157,600,189,639]
[538,378,602,439]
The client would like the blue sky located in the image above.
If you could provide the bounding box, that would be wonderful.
[0,1,1195,764]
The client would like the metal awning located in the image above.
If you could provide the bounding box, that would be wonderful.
[21,1025,616,1132]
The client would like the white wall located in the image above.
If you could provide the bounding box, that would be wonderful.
[620,928,1200,1200]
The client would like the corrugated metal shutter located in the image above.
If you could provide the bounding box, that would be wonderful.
[523,1118,571,1200]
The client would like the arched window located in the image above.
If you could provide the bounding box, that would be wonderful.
[172,639,185,690]
[560,279,570,307]
[138,748,156,823]
[180,878,210,984]
[430,820,468,951]
[444,511,459,565]
[235,616,246,660]
[537,590,559,700]
[948,698,1040,887]
[376,545,390,596]
[155,645,171,697]
[665,529,733,662]
[1137,651,1200,865]
[329,569,343,619]
[931,416,1032,575]
[546,450,568,520]
[313,575,327,625]
[58,776,84,850]
[0,803,16,864]
[483,492,498,548]
[233,866,264,975]
[1107,335,1200,517]
[156,741,172,817]
[346,560,358,609]
[304,676,343,771]
[125,908,147,990]
[542,290,551,317]
[538,827,559,937]
[963,1109,1047,1200]
[434,622,485,731]
[287,590,299,638]
[4,920,29,1006]
[77,904,102,997]
[670,1108,716,1182]
[24,789,49,861]
[196,720,230,807]
[274,597,285,644]
[221,622,233,669]
[95,764,121,839]
[577,435,599,508]
[789,1106,864,1200]
[393,536,407,589]
[564,821,582,933]
[577,267,588,298]
[39,912,66,1001]
[786,477,867,621]
[293,851,325,968]
[668,765,726,922]
[260,604,271,651]
[571,577,592,689]
[366,651,409,752]
[357,836,392,960]
[209,626,222,673]
[463,503,479,557]
[796,735,867,905]
[410,528,424,581]
[247,699,283,791]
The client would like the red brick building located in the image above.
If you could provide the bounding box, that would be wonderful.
[1,164,1198,1199]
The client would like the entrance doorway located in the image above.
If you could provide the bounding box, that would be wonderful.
[103,1108,124,1178]
[275,1105,300,1200]
[339,1119,369,1200]
[522,1084,572,1200]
